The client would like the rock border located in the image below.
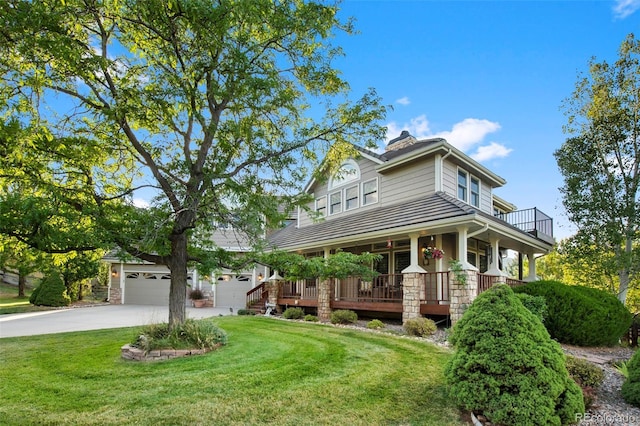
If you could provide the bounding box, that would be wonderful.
[121,343,221,361]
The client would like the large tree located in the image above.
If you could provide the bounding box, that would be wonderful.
[557,33,640,305]
[0,0,386,327]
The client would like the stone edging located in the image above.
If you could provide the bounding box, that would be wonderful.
[121,344,220,361]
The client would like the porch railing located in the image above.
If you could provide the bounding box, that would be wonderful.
[246,282,267,307]
[419,271,450,304]
[281,278,319,300]
[335,274,403,303]
[495,207,554,243]
[477,274,526,295]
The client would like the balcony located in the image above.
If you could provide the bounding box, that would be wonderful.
[495,207,554,244]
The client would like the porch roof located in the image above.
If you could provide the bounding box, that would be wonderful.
[268,192,476,250]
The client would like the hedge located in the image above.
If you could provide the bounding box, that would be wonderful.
[513,280,632,347]
[445,284,584,425]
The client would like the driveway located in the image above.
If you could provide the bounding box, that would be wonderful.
[0,305,238,338]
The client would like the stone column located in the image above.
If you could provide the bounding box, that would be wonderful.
[109,287,122,305]
[318,278,332,321]
[402,273,421,323]
[449,269,478,324]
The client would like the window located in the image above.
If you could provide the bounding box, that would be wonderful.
[345,185,359,210]
[470,176,480,207]
[457,170,468,202]
[329,159,360,189]
[363,178,378,205]
[330,192,342,214]
[315,196,326,216]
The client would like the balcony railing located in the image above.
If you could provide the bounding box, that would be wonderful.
[495,207,554,244]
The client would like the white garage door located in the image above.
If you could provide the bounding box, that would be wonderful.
[125,272,191,305]
[215,274,254,308]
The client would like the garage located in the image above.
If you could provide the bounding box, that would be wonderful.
[214,273,254,309]
[120,265,192,306]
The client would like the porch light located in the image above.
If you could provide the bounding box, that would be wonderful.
[257,273,264,282]
[111,268,117,277]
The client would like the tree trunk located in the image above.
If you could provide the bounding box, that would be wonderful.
[168,231,188,329]
[618,268,630,305]
[17,274,25,298]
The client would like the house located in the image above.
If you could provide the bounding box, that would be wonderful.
[259,131,554,323]
[106,226,268,309]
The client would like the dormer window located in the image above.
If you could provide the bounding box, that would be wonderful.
[329,159,360,189]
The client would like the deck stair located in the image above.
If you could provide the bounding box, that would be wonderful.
[246,282,268,313]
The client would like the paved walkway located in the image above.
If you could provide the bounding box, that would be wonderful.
[0,304,238,338]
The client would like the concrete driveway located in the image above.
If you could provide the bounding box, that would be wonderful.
[0,305,238,338]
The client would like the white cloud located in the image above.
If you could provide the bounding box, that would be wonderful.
[384,115,508,161]
[395,96,411,106]
[470,142,513,162]
[431,118,501,152]
[132,198,150,208]
[613,0,640,19]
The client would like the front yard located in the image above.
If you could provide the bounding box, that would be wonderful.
[0,316,465,426]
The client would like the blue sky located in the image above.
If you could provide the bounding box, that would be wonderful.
[330,0,640,240]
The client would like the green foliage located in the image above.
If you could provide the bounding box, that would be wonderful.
[282,307,305,320]
[188,288,205,300]
[445,284,584,425]
[565,356,605,389]
[516,293,548,323]
[622,349,640,407]
[304,314,319,322]
[30,274,70,307]
[330,309,358,324]
[514,280,633,346]
[237,309,255,316]
[565,355,605,407]
[131,319,227,353]
[448,259,467,286]
[615,360,630,378]
[558,33,640,307]
[0,0,387,328]
[367,319,385,329]
[403,317,437,337]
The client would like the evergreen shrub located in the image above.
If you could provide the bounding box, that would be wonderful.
[622,349,640,407]
[367,319,385,329]
[237,309,255,316]
[403,317,437,337]
[445,284,584,425]
[516,293,547,323]
[282,307,305,319]
[304,314,319,322]
[30,274,71,307]
[330,309,357,324]
[514,280,632,346]
[565,355,605,409]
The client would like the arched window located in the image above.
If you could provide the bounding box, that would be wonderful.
[329,159,360,189]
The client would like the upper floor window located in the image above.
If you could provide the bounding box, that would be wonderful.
[470,176,480,208]
[363,178,378,206]
[457,170,468,202]
[345,185,359,210]
[329,159,360,189]
[329,192,342,215]
[315,196,326,217]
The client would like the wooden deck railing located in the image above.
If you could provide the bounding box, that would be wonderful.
[420,271,450,304]
[246,282,267,307]
[477,274,526,295]
[335,274,404,303]
[281,278,318,299]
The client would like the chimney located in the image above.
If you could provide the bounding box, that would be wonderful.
[385,130,417,152]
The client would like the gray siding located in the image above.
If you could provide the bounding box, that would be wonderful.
[442,159,493,214]
[379,158,436,206]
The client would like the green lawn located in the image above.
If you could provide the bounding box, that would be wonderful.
[0,282,39,315]
[0,316,464,426]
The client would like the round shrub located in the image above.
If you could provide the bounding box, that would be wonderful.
[367,319,385,329]
[132,319,227,352]
[304,314,319,322]
[514,280,632,346]
[330,309,357,324]
[516,293,547,323]
[403,317,436,337]
[565,355,605,409]
[237,309,255,316]
[445,284,584,425]
[282,307,305,319]
[622,349,640,407]
[31,274,71,307]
